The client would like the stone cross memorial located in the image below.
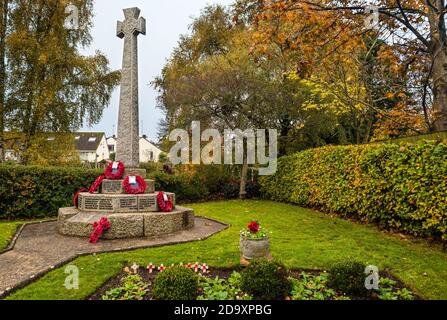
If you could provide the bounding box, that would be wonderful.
[57,7,195,241]
[116,7,146,168]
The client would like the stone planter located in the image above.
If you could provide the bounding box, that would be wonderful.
[240,236,270,260]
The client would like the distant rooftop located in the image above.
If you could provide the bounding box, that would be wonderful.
[74,132,105,151]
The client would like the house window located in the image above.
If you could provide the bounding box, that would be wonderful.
[150,151,154,161]
[88,137,97,142]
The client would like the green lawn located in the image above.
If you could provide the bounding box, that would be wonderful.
[3,200,447,300]
[0,221,24,250]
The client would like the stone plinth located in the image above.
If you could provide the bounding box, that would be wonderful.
[58,206,195,239]
[124,168,147,177]
[102,179,155,194]
[77,192,175,213]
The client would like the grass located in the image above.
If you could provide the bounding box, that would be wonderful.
[3,200,447,300]
[0,221,25,250]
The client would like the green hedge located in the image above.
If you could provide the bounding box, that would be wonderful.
[150,172,209,203]
[260,141,447,240]
[149,165,260,203]
[0,165,101,219]
[0,164,259,219]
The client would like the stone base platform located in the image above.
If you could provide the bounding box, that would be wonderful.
[124,168,147,177]
[77,192,175,213]
[102,178,155,194]
[58,206,194,239]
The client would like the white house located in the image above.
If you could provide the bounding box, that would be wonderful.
[75,132,110,163]
[107,135,163,163]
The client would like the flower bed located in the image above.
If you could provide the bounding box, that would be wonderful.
[90,263,417,301]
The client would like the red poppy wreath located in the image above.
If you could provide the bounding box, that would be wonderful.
[73,175,104,208]
[104,161,125,180]
[73,188,88,208]
[157,192,173,212]
[89,217,111,244]
[89,175,104,193]
[123,175,147,194]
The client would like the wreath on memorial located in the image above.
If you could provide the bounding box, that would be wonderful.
[104,161,125,180]
[157,191,173,212]
[73,174,106,208]
[73,188,88,208]
[123,175,147,194]
[89,217,111,244]
[89,175,104,193]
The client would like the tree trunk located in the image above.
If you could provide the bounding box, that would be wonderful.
[239,139,248,200]
[279,115,291,156]
[0,0,7,163]
[427,0,447,131]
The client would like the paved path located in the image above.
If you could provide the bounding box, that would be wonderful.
[0,218,227,298]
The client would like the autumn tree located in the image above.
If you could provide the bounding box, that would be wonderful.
[4,0,120,162]
[252,0,447,133]
[0,0,7,162]
[22,133,81,166]
[155,5,282,198]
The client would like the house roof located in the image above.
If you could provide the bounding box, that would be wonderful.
[2,131,106,152]
[140,136,163,152]
[106,136,163,153]
[74,132,105,152]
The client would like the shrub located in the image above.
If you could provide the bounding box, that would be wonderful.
[289,272,344,300]
[153,266,199,300]
[0,165,101,219]
[149,164,258,203]
[222,180,240,199]
[328,261,367,295]
[246,181,261,199]
[150,172,209,203]
[102,274,149,300]
[376,278,414,300]
[197,272,252,300]
[259,141,447,240]
[139,161,163,174]
[240,260,291,300]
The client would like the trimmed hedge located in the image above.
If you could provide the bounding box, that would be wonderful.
[150,172,209,203]
[0,165,101,219]
[260,141,447,240]
[149,165,260,203]
[0,163,259,219]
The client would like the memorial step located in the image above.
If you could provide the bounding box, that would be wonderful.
[77,192,175,213]
[102,178,155,194]
[58,206,195,239]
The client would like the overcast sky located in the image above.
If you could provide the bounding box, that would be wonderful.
[81,0,234,141]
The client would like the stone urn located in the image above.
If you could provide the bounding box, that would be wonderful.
[240,236,271,260]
